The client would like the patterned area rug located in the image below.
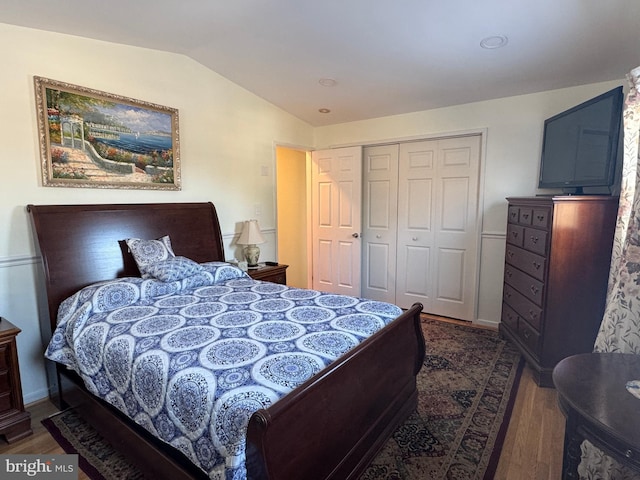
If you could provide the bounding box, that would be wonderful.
[42,318,522,480]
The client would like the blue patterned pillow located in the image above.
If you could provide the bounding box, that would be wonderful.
[125,236,175,278]
[145,256,205,282]
[201,261,250,282]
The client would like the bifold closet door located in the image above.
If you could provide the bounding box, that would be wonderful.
[361,135,480,320]
[361,145,399,303]
[395,136,481,320]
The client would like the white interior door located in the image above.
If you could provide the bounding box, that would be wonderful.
[311,146,363,295]
[361,144,399,303]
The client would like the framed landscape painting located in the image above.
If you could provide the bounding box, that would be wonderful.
[34,76,180,190]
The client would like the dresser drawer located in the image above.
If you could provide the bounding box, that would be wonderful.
[501,302,519,332]
[508,206,519,224]
[518,318,541,356]
[504,264,544,306]
[518,208,533,225]
[532,208,551,229]
[506,224,524,247]
[524,227,548,256]
[502,284,543,331]
[508,206,534,226]
[505,245,546,281]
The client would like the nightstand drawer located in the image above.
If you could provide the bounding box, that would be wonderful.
[266,272,287,284]
[0,370,9,393]
[0,344,8,370]
[0,392,11,413]
[247,264,289,285]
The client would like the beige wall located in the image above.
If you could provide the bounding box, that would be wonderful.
[0,22,313,403]
[314,79,625,327]
[276,147,308,288]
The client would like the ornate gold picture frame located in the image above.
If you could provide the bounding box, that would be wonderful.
[34,76,180,190]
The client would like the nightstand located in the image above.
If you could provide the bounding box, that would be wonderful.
[0,318,32,443]
[247,264,288,285]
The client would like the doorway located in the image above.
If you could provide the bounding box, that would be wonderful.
[275,146,309,288]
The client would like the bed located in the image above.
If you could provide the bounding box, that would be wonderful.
[27,202,425,480]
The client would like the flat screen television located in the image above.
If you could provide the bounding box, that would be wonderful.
[538,86,623,194]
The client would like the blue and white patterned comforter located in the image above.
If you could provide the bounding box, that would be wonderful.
[46,262,402,480]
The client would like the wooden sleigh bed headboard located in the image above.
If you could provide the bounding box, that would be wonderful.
[28,202,225,335]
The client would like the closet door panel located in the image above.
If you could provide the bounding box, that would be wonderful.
[399,245,431,304]
[436,247,465,302]
[361,145,398,303]
[431,136,481,320]
[396,140,437,309]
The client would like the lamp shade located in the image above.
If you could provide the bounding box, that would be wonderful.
[237,220,265,245]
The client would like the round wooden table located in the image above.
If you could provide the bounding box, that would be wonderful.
[553,353,640,479]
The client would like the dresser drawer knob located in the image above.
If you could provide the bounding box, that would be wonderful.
[530,235,539,244]
[626,449,633,458]
[528,310,537,320]
[532,261,541,270]
[536,215,545,221]
[507,251,514,258]
[523,330,530,339]
[511,231,519,239]
[530,285,539,295]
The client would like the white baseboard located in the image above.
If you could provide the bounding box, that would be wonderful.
[474,318,500,330]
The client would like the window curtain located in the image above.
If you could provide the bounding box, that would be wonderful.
[578,66,640,479]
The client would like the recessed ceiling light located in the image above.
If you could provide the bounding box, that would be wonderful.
[480,35,508,49]
[318,108,331,114]
[318,78,337,87]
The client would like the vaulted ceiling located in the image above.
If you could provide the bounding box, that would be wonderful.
[2,0,639,126]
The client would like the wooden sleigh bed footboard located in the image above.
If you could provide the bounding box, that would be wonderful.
[247,302,424,480]
[28,202,426,480]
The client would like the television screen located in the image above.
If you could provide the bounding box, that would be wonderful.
[538,86,623,194]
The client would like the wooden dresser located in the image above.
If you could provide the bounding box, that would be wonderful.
[500,196,618,387]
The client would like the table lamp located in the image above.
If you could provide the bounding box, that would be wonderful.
[237,219,266,268]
